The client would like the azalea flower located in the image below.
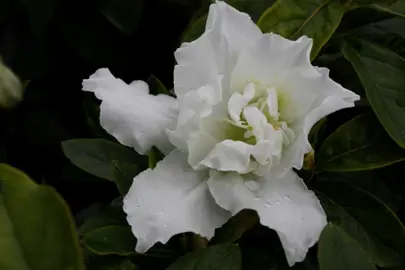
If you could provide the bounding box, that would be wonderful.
[82,1,359,266]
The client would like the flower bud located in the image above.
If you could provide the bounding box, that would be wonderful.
[0,58,23,109]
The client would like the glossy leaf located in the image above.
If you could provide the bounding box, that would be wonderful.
[62,138,139,182]
[342,40,405,149]
[98,0,144,35]
[316,113,405,172]
[167,244,241,270]
[0,163,85,270]
[83,226,137,256]
[315,180,405,267]
[147,74,170,95]
[79,205,128,235]
[318,224,377,270]
[257,0,349,59]
[112,160,138,195]
[369,1,405,18]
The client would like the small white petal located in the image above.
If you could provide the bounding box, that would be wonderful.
[227,83,255,123]
[82,68,178,155]
[208,169,327,266]
[243,106,267,141]
[266,87,279,121]
[124,150,230,252]
[199,140,256,173]
[174,1,261,99]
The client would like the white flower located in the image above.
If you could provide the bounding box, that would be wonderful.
[82,1,359,266]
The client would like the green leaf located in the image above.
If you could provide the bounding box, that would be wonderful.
[19,0,57,34]
[211,209,259,244]
[369,1,405,18]
[83,226,136,256]
[98,0,144,35]
[318,223,377,270]
[181,14,208,43]
[147,74,170,95]
[112,160,138,195]
[62,138,139,182]
[84,249,137,270]
[315,181,405,267]
[226,0,277,21]
[148,146,164,169]
[316,113,405,172]
[257,0,350,59]
[0,163,85,270]
[342,40,405,149]
[167,244,241,270]
[79,205,128,235]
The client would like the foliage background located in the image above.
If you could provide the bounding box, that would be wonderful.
[1,0,405,269]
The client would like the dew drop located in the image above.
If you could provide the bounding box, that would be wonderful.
[264,202,272,208]
[159,210,164,216]
[163,224,168,228]
[283,195,292,202]
[276,200,281,205]
[245,180,260,191]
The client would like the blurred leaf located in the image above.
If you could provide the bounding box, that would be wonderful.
[79,205,127,235]
[181,14,207,43]
[315,181,405,267]
[147,74,170,95]
[62,138,139,182]
[84,248,137,270]
[0,163,85,270]
[342,40,405,149]
[309,117,327,150]
[98,0,144,35]
[168,244,241,270]
[83,226,136,256]
[369,0,405,18]
[257,0,350,59]
[226,0,277,21]
[113,160,138,195]
[19,0,58,34]
[211,209,259,244]
[318,223,377,270]
[148,146,164,169]
[316,113,405,172]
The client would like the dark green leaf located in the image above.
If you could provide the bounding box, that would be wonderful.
[369,1,405,18]
[148,146,164,169]
[342,40,405,149]
[211,209,259,244]
[309,117,327,150]
[0,163,85,270]
[147,74,170,95]
[62,138,139,182]
[181,14,207,43]
[83,226,136,256]
[226,0,277,21]
[98,0,144,35]
[84,248,137,270]
[315,181,405,267]
[257,0,350,59]
[167,244,241,270]
[316,113,405,172]
[19,0,58,33]
[112,160,138,195]
[79,205,127,235]
[318,223,377,270]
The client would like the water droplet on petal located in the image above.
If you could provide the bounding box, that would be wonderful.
[163,224,168,228]
[245,180,260,191]
[264,202,272,208]
[276,200,281,205]
[283,195,292,202]
[254,196,260,201]
[159,210,164,216]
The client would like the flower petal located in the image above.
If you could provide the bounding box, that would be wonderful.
[82,68,179,155]
[207,169,327,266]
[124,150,230,252]
[174,1,261,99]
[279,67,360,171]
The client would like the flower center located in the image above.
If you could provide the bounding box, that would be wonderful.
[225,82,295,167]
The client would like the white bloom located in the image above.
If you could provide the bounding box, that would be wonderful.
[82,1,359,266]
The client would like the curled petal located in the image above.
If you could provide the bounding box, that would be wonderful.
[82,68,178,155]
[208,169,327,266]
[124,150,230,252]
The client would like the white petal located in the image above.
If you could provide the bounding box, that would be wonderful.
[124,150,230,252]
[208,169,327,266]
[231,34,313,93]
[200,140,253,173]
[82,68,178,155]
[279,67,360,171]
[174,1,261,99]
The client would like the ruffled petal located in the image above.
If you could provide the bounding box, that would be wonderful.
[124,150,230,252]
[82,68,179,155]
[207,169,327,266]
[174,0,261,99]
